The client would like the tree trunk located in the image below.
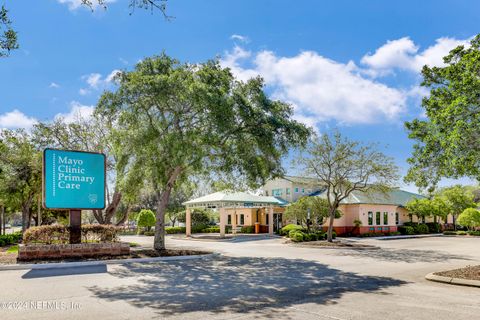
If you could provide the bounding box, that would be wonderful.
[453,214,457,231]
[92,191,122,225]
[327,208,336,242]
[1,206,5,235]
[115,205,130,226]
[153,166,183,251]
[154,191,169,251]
[0,205,2,235]
[92,209,105,224]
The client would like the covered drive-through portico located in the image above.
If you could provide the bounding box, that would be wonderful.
[183,191,284,237]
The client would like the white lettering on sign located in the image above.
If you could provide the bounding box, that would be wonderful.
[55,155,97,190]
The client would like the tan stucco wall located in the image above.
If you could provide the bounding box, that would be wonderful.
[323,204,404,228]
[223,207,285,226]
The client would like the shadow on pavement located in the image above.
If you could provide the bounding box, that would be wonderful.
[334,247,472,263]
[88,256,407,318]
[22,264,108,279]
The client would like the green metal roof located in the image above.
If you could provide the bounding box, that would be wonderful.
[183,191,283,206]
[316,188,426,207]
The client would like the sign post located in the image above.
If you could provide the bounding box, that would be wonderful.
[43,149,106,244]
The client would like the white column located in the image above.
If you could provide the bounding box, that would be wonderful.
[232,207,237,235]
[268,206,274,235]
[219,207,226,238]
[186,207,191,237]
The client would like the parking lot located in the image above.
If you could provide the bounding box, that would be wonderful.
[0,235,479,319]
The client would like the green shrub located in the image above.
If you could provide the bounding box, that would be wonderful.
[192,224,211,233]
[291,232,304,242]
[240,226,255,234]
[456,231,467,236]
[136,209,156,232]
[443,230,457,235]
[201,226,220,233]
[315,231,325,240]
[398,226,415,235]
[289,229,302,238]
[165,226,186,234]
[389,231,401,236]
[281,224,303,236]
[426,222,441,233]
[143,231,155,236]
[0,232,22,247]
[323,231,337,240]
[303,233,314,241]
[415,224,429,234]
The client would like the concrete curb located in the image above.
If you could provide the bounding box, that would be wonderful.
[0,253,219,271]
[425,272,480,288]
[291,243,379,250]
[374,234,443,241]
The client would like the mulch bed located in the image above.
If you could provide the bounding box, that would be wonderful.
[435,265,480,281]
[0,248,211,265]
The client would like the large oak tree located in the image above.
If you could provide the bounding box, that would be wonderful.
[97,54,311,250]
[405,35,480,191]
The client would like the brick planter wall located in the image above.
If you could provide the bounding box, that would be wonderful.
[18,242,130,261]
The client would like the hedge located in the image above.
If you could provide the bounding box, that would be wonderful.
[398,226,415,235]
[240,226,255,234]
[165,225,220,234]
[165,226,186,234]
[0,232,22,247]
[289,230,335,242]
[23,225,120,245]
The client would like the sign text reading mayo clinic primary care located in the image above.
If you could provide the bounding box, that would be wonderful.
[43,149,106,209]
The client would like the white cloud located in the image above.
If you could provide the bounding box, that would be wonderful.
[79,70,120,95]
[0,109,38,130]
[57,0,116,11]
[79,88,90,96]
[54,101,95,123]
[221,46,260,82]
[231,34,250,43]
[361,36,469,73]
[49,82,60,88]
[221,48,407,126]
[106,69,121,83]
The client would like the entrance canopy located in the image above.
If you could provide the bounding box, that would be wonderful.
[182,191,284,237]
[183,191,283,209]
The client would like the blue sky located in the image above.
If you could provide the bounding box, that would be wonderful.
[1,0,479,191]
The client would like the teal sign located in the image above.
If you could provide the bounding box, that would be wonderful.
[43,149,106,209]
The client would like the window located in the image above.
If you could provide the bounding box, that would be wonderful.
[272,189,283,196]
[265,191,269,196]
[376,212,381,225]
[240,214,245,225]
[266,214,269,225]
[395,212,399,225]
[383,212,388,225]
[286,188,291,195]
[227,215,231,225]
[295,187,299,193]
[368,212,373,225]
[302,188,305,194]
